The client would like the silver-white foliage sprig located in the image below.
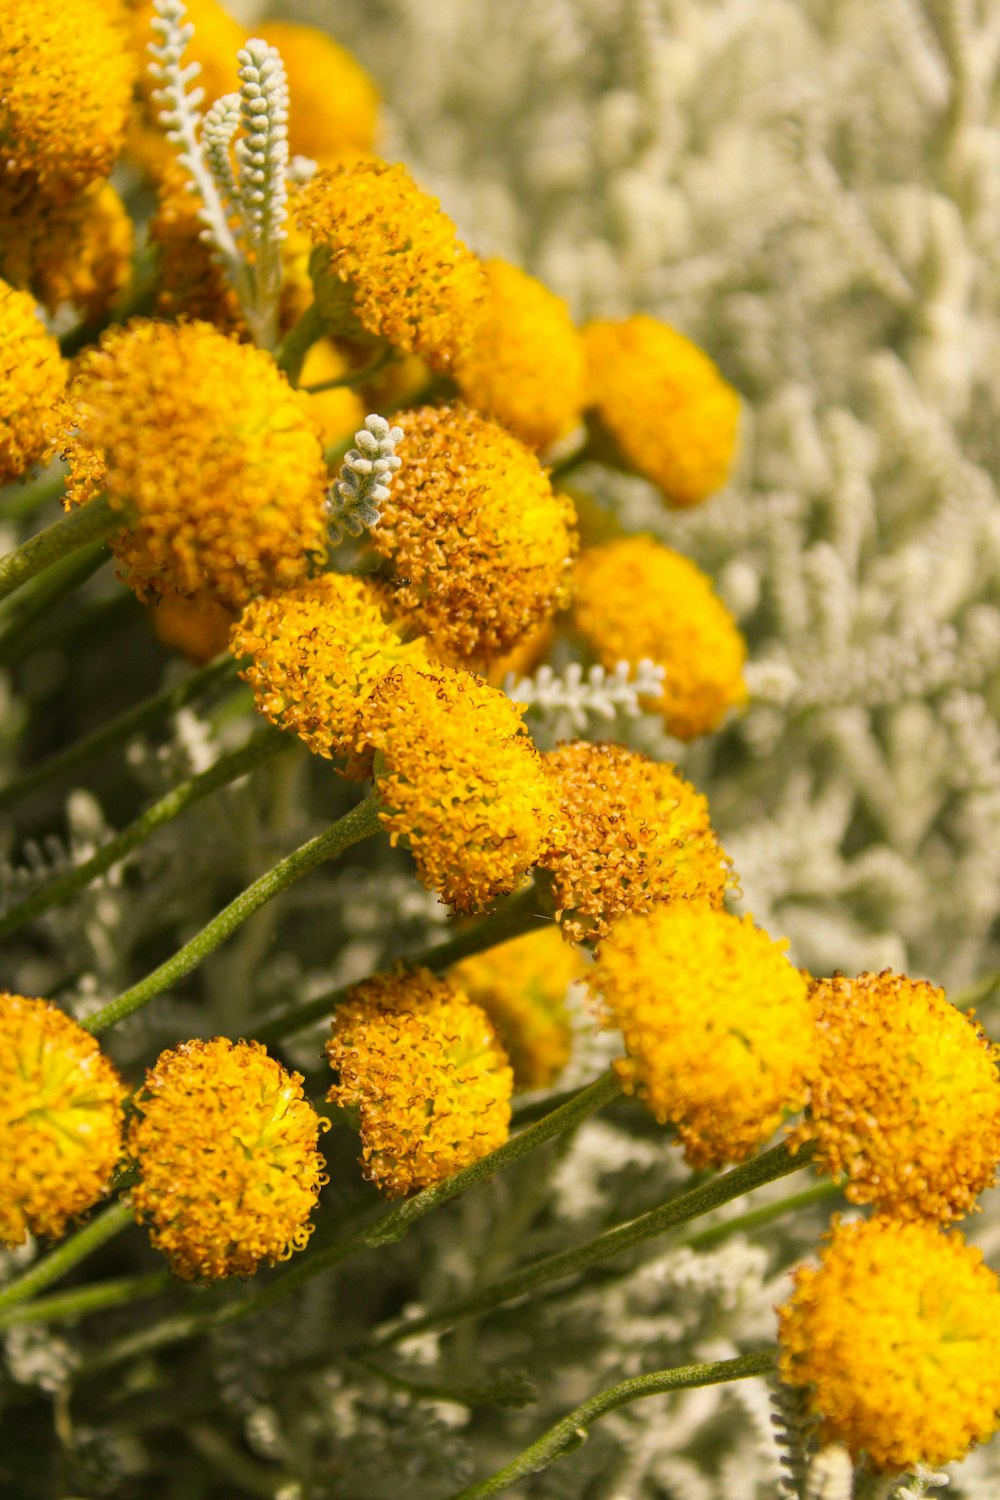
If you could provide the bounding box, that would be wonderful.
[503,659,666,734]
[327,415,404,545]
[235,39,289,346]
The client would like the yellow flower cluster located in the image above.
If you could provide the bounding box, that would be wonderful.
[0,993,126,1246]
[572,536,748,740]
[373,404,578,664]
[297,160,486,370]
[65,319,329,607]
[366,663,559,912]
[778,1217,1000,1470]
[583,315,741,507]
[231,573,431,767]
[0,279,67,486]
[0,0,134,197]
[591,903,814,1166]
[450,928,584,1090]
[0,181,133,324]
[327,969,513,1197]
[788,970,1000,1223]
[453,259,586,450]
[537,741,733,941]
[128,1038,327,1281]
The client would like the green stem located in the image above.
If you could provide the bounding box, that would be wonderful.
[0,1199,134,1319]
[255,882,549,1045]
[445,1351,776,1499]
[0,1271,172,1328]
[83,1072,622,1372]
[0,732,291,941]
[0,655,235,812]
[0,494,119,605]
[82,792,383,1034]
[301,344,392,394]
[0,469,66,522]
[0,541,110,661]
[682,1178,841,1253]
[275,302,329,386]
[376,1141,814,1346]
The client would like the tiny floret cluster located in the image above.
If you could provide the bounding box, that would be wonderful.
[583,314,741,507]
[778,1216,1000,1471]
[326,969,513,1197]
[128,1037,327,1281]
[537,741,733,941]
[0,993,126,1246]
[374,404,578,664]
[591,902,814,1166]
[788,969,1000,1222]
[366,664,560,912]
[0,279,67,486]
[572,536,748,740]
[65,319,329,607]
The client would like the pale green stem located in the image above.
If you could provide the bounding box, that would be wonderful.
[254,882,550,1045]
[0,654,236,812]
[0,732,291,941]
[82,792,383,1034]
[0,494,119,604]
[275,301,329,386]
[83,1072,623,1373]
[445,1351,776,1499]
[681,1178,841,1253]
[376,1141,814,1347]
[0,1199,135,1319]
[301,344,392,394]
[0,1271,172,1328]
[0,540,110,661]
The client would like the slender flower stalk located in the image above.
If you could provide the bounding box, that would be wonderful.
[374,1141,814,1346]
[82,792,382,1033]
[0,494,119,605]
[445,1351,776,1500]
[0,1271,173,1329]
[0,655,236,811]
[0,1198,135,1320]
[0,541,109,662]
[0,732,291,940]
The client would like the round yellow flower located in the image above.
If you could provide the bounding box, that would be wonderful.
[591,902,813,1166]
[128,1037,327,1281]
[230,573,431,766]
[778,1216,1000,1471]
[450,928,585,1090]
[0,0,134,196]
[0,279,67,485]
[536,741,733,942]
[365,663,559,913]
[258,21,379,164]
[0,180,133,323]
[0,993,126,1246]
[453,259,586,450]
[326,969,513,1197]
[373,404,577,664]
[150,591,233,663]
[583,315,740,507]
[65,319,329,608]
[788,970,1000,1223]
[296,159,486,370]
[572,536,747,740]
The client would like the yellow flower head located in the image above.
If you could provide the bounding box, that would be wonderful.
[591,902,813,1166]
[583,315,740,507]
[572,536,747,740]
[536,741,733,943]
[788,970,1000,1223]
[0,181,133,323]
[453,259,586,450]
[450,928,585,1090]
[296,159,486,370]
[366,663,559,913]
[65,319,329,608]
[230,573,431,767]
[150,591,233,663]
[0,0,134,196]
[373,404,578,664]
[0,279,67,485]
[0,993,126,1246]
[128,1037,327,1281]
[326,969,513,1197]
[257,21,379,164]
[777,1216,1000,1471]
